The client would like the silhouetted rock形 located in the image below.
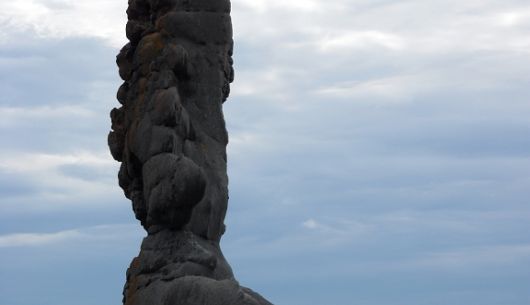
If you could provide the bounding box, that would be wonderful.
[108,0,273,304]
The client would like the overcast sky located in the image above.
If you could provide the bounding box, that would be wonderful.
[1,1,530,305]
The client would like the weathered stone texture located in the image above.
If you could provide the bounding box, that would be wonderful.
[108,0,272,304]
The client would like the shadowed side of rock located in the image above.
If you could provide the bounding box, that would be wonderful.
[108,0,273,304]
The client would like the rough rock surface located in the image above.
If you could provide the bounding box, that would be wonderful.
[108,1,273,304]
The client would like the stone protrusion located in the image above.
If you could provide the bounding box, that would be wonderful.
[109,0,273,304]
[142,153,206,229]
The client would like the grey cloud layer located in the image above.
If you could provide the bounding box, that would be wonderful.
[1,1,529,305]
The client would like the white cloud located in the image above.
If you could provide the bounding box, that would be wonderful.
[228,0,530,127]
[230,68,294,99]
[317,31,406,52]
[0,151,113,173]
[0,106,95,128]
[235,0,322,13]
[0,224,142,248]
[497,9,530,27]
[315,75,427,101]
[0,150,120,210]
[0,230,81,247]
[302,218,319,229]
[0,0,127,47]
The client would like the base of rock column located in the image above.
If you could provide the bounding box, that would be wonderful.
[123,230,273,305]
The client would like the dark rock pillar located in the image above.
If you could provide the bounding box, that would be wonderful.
[108,1,273,304]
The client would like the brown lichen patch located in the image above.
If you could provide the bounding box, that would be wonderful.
[136,33,165,65]
[136,77,149,107]
[124,257,142,305]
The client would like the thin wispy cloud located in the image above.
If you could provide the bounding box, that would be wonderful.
[0,230,81,247]
[0,224,142,248]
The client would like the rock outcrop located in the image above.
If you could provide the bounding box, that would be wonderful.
[108,1,273,304]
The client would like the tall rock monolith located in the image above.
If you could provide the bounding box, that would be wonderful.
[108,1,273,304]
